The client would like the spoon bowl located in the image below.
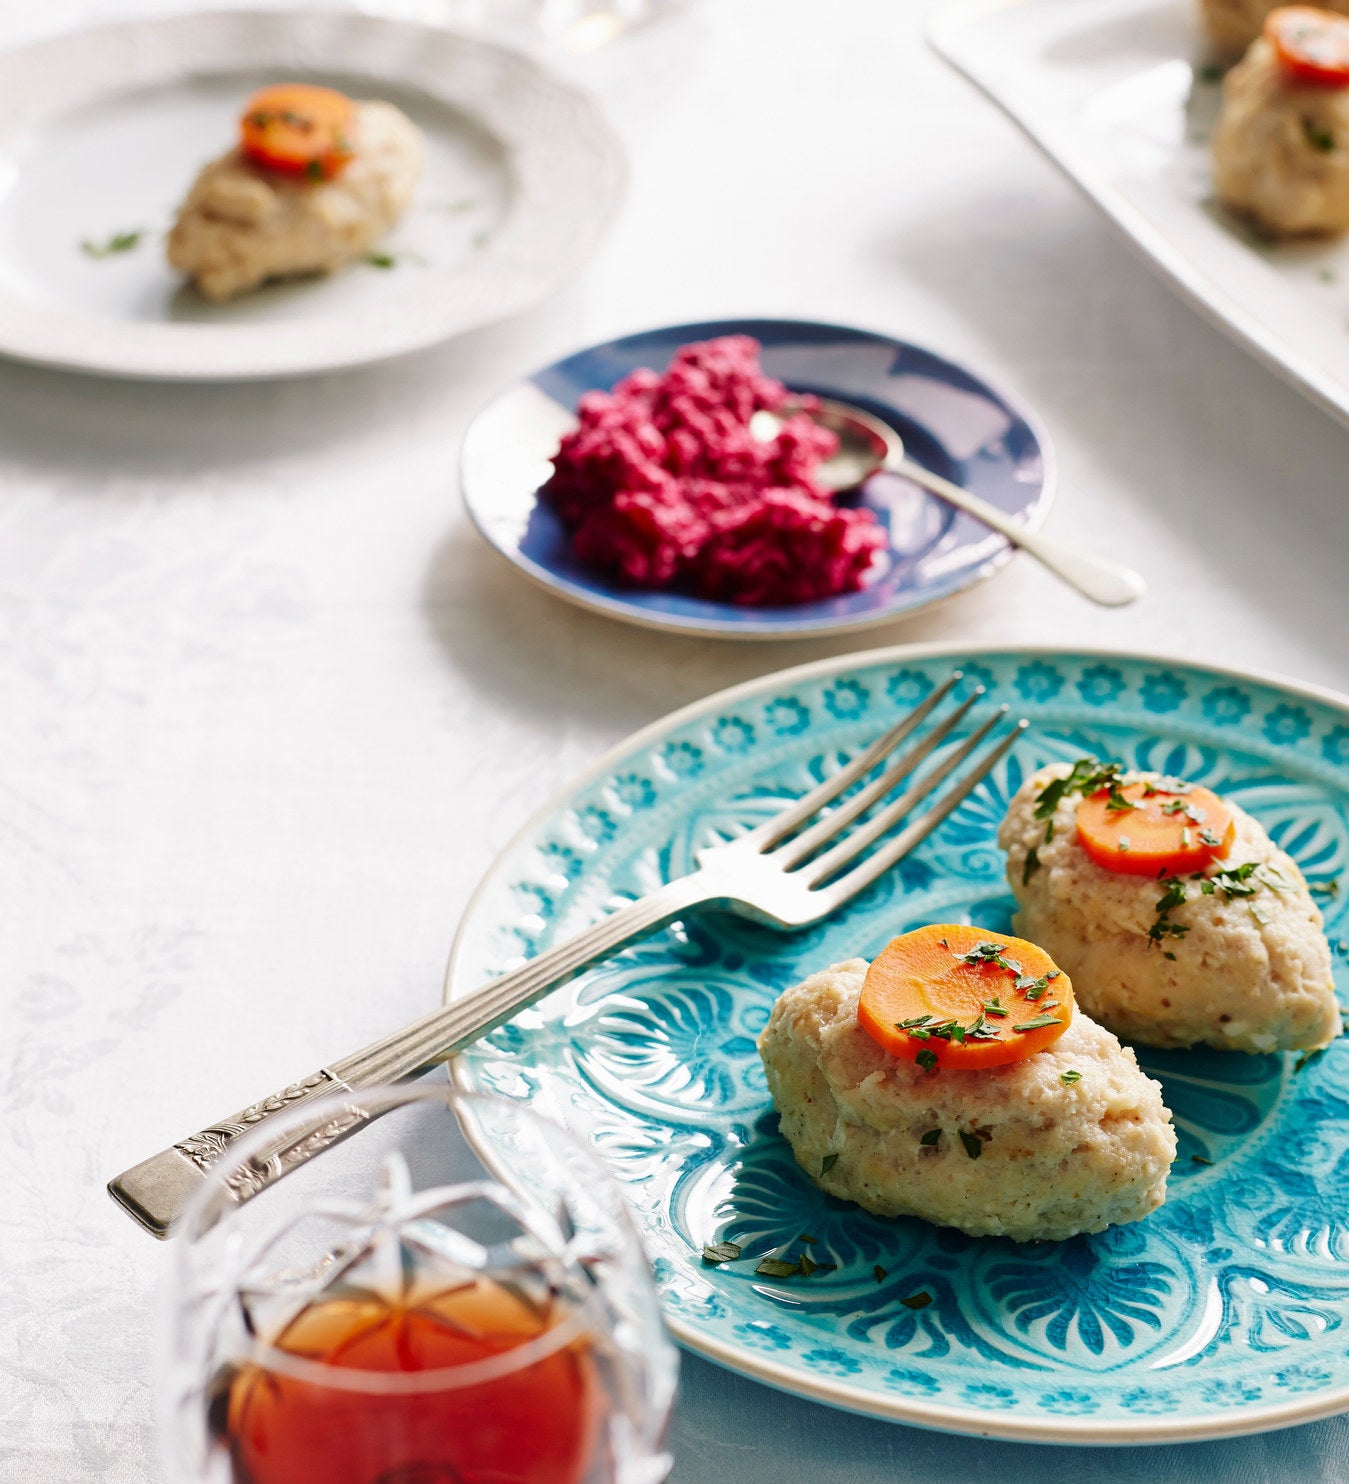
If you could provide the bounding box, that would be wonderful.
[753,395,1147,608]
[752,399,903,494]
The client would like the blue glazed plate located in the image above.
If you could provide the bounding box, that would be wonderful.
[445,646,1349,1443]
[459,320,1052,639]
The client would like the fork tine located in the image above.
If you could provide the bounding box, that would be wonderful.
[745,670,964,850]
[817,720,1027,907]
[771,687,985,869]
[801,705,1010,885]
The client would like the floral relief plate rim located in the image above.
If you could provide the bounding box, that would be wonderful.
[443,642,1349,1444]
[0,8,625,380]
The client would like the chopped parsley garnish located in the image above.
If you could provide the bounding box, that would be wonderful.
[1159,797,1206,824]
[305,159,326,181]
[1104,783,1139,813]
[702,1241,742,1265]
[981,997,1008,1017]
[820,1153,839,1175]
[952,941,1021,973]
[920,1128,942,1146]
[1305,120,1336,153]
[1059,1070,1082,1086]
[1032,758,1126,843]
[1146,776,1193,795]
[1199,827,1222,848]
[900,1290,933,1310]
[1148,874,1191,952]
[1147,856,1291,949]
[754,1247,836,1280]
[1207,862,1260,898]
[874,1264,887,1283]
[959,1130,983,1159]
[1295,1048,1326,1074]
[965,1011,1001,1041]
[898,1014,934,1028]
[81,229,145,258]
[1191,1154,1213,1166]
[1198,61,1224,82]
[366,252,396,268]
[1022,845,1041,885]
[1016,973,1058,1001]
[1118,836,1131,852]
[1180,827,1192,849]
[1311,878,1341,898]
[1013,1014,1064,1032]
[915,1047,939,1072]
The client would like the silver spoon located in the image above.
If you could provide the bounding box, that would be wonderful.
[751,397,1146,608]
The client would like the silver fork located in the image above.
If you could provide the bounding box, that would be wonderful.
[108,673,1025,1238]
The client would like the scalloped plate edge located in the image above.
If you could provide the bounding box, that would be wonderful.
[444,640,1349,1444]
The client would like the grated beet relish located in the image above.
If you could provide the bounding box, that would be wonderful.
[542,336,886,606]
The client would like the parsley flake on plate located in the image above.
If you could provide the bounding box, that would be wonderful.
[81,229,145,258]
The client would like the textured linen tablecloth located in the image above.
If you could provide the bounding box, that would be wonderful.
[5,0,1349,1478]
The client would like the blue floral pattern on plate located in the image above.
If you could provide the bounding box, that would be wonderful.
[447,649,1349,1442]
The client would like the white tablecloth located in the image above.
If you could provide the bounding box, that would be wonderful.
[5,0,1349,1478]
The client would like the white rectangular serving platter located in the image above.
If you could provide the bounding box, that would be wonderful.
[929,0,1349,432]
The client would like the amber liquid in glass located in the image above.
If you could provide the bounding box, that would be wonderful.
[212,1271,603,1484]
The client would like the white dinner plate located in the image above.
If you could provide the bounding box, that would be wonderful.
[929,0,1349,433]
[0,8,625,380]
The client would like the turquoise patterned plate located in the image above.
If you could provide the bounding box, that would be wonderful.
[445,646,1349,1444]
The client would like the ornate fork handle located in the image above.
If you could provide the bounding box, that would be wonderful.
[108,873,716,1238]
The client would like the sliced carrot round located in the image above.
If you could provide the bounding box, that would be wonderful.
[1075,779,1234,877]
[239,84,357,180]
[858,924,1073,1070]
[1266,7,1349,88]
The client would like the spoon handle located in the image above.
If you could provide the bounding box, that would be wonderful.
[894,459,1146,608]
